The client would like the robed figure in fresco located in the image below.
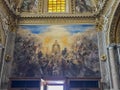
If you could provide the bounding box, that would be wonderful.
[52,40,61,55]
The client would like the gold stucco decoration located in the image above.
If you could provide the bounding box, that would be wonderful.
[100,54,107,61]
[5,54,11,62]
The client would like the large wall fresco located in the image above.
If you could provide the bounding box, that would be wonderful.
[12,25,100,78]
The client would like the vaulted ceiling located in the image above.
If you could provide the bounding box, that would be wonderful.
[4,0,107,17]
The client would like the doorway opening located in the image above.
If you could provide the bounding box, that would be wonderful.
[41,79,65,90]
[47,85,64,90]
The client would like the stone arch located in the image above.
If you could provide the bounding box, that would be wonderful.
[109,2,120,44]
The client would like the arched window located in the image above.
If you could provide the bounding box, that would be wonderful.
[48,0,66,13]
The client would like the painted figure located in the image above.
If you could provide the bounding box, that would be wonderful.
[52,40,61,55]
[75,0,93,13]
[21,0,38,12]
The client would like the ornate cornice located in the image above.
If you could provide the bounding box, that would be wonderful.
[19,16,96,25]
[20,13,95,18]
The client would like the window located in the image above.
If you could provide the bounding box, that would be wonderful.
[48,0,66,13]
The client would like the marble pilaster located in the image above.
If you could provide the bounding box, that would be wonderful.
[108,45,120,90]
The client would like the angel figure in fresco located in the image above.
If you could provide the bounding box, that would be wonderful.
[75,0,93,13]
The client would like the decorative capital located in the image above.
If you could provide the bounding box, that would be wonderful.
[8,16,18,32]
[95,17,104,32]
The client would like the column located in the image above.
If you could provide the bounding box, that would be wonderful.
[108,45,120,90]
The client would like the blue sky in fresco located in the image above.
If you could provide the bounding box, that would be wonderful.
[20,24,95,34]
